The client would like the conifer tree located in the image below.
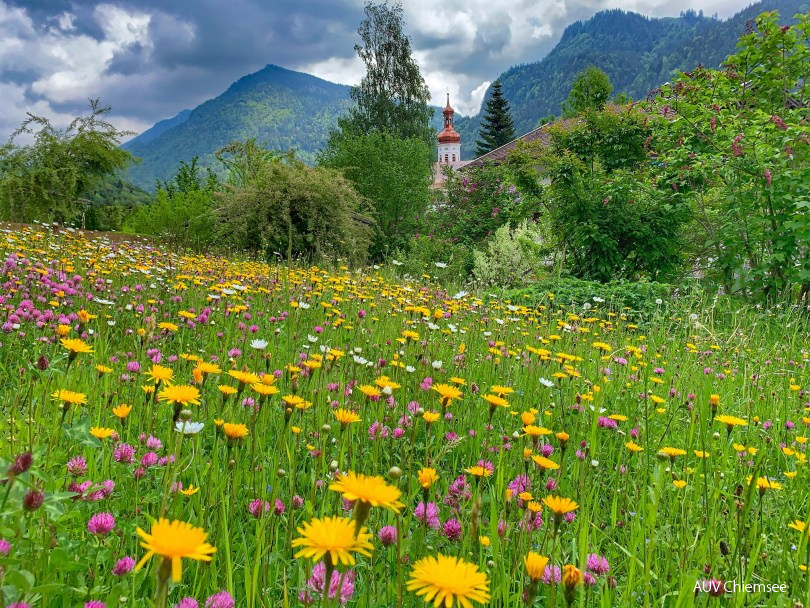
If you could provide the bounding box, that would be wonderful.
[475,81,516,156]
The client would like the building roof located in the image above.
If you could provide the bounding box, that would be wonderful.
[461,120,573,169]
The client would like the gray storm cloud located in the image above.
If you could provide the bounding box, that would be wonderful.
[0,0,750,140]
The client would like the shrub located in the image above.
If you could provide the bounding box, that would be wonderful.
[216,157,374,266]
[472,220,551,288]
[123,158,217,249]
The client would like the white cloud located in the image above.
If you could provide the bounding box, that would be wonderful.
[0,0,760,142]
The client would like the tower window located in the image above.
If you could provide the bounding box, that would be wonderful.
[452,154,456,162]
[444,154,448,163]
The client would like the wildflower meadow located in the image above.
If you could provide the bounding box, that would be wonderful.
[0,226,808,608]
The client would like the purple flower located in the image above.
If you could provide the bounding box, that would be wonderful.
[249,499,270,517]
[112,556,135,576]
[542,565,561,584]
[378,525,398,546]
[414,502,440,529]
[0,538,10,556]
[145,436,163,451]
[140,452,159,468]
[87,512,116,536]
[175,599,199,608]
[597,417,617,430]
[67,455,87,476]
[442,518,462,541]
[114,443,136,464]
[586,553,610,575]
[299,561,355,605]
[85,601,106,608]
[205,591,235,608]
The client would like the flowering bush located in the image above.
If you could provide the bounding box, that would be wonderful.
[472,220,552,288]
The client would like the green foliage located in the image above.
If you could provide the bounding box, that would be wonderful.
[216,155,374,265]
[320,130,432,260]
[510,106,691,282]
[122,65,352,189]
[432,164,532,246]
[475,81,517,156]
[562,66,613,116]
[472,220,551,288]
[215,139,280,187]
[390,235,473,284]
[321,2,434,260]
[0,100,132,224]
[83,176,152,232]
[456,1,804,158]
[124,158,218,248]
[507,277,675,316]
[337,1,433,145]
[650,10,810,300]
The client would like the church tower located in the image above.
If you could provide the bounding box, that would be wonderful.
[437,93,461,166]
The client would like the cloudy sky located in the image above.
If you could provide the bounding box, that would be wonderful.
[1,0,751,141]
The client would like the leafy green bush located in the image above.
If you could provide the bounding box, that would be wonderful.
[509,106,691,283]
[432,164,531,246]
[123,158,217,249]
[472,220,551,288]
[216,156,374,266]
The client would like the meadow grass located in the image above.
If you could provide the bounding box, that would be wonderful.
[0,226,808,608]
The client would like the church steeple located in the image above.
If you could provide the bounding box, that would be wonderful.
[437,91,461,165]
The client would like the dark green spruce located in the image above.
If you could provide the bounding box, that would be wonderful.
[475,81,516,156]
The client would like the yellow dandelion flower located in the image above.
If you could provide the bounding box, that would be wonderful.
[432,384,463,407]
[334,409,362,426]
[90,427,115,440]
[157,385,201,406]
[61,338,93,357]
[524,552,550,582]
[329,471,403,513]
[531,455,560,471]
[222,423,248,440]
[292,516,373,566]
[112,404,132,419]
[542,495,579,520]
[464,466,492,478]
[406,554,490,607]
[482,394,509,409]
[134,519,216,582]
[227,370,261,385]
[146,364,174,384]
[422,411,441,424]
[417,467,439,489]
[51,389,87,405]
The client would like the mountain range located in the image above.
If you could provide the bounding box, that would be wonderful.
[123,0,806,189]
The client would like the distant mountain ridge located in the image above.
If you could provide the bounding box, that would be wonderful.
[123,0,806,187]
[455,0,806,157]
[122,64,353,189]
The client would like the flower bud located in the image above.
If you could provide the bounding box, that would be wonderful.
[8,452,32,476]
[23,489,44,511]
